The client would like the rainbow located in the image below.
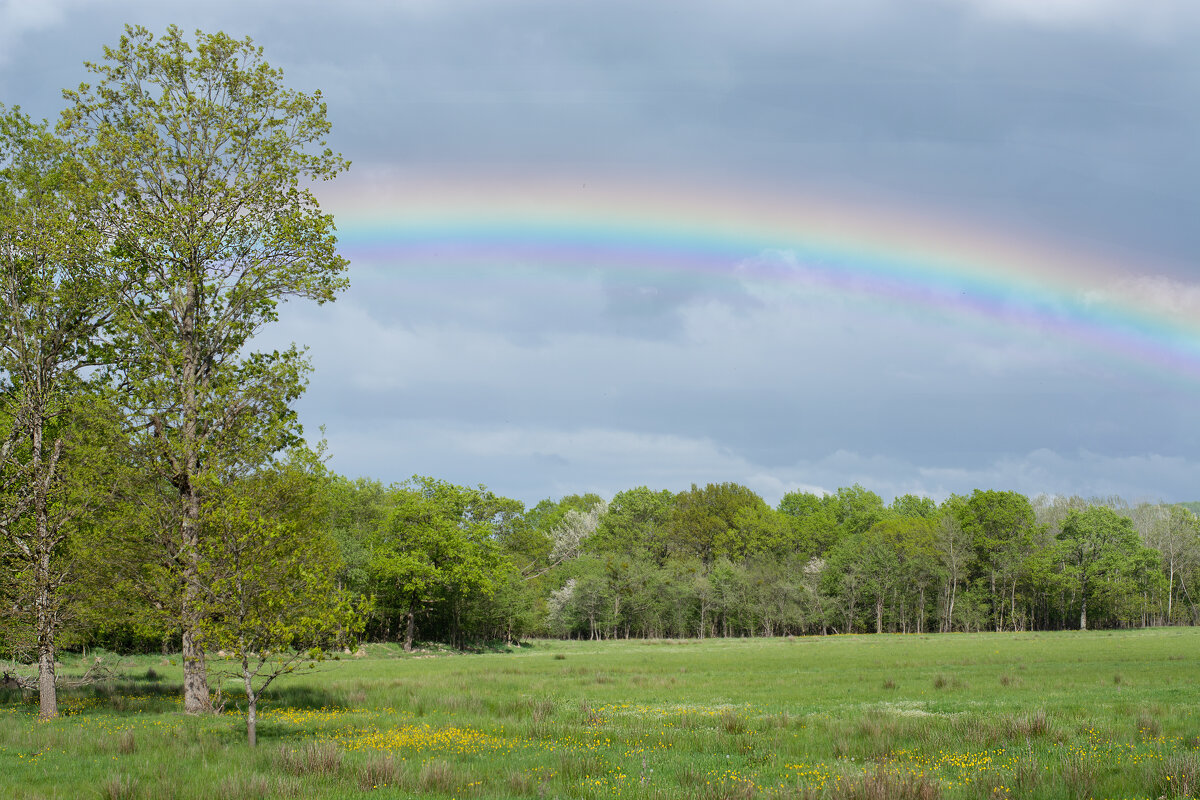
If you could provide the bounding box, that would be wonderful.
[321,173,1200,380]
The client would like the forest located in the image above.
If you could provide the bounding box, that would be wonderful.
[2,24,1199,729]
[264,477,1200,646]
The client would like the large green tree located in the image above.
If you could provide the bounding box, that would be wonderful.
[0,106,115,718]
[60,25,349,713]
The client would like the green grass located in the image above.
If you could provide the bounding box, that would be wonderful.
[3,629,1199,799]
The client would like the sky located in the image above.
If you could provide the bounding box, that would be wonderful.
[2,0,1200,507]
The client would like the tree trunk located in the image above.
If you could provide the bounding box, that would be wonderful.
[182,623,208,713]
[181,492,209,714]
[947,578,957,633]
[247,699,257,748]
[35,555,57,720]
[1167,563,1175,623]
[242,658,258,747]
[991,570,1000,632]
[179,274,210,715]
[1079,580,1088,631]
[404,597,416,653]
[32,419,57,720]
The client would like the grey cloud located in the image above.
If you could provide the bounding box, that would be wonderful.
[6,1,1200,504]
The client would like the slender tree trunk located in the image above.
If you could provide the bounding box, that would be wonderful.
[1167,563,1175,623]
[242,657,258,747]
[30,416,57,720]
[947,577,957,632]
[247,699,257,747]
[404,597,416,653]
[35,551,57,720]
[991,570,1001,632]
[1079,578,1088,631]
[181,489,209,714]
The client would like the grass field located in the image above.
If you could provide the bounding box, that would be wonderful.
[3,629,1199,799]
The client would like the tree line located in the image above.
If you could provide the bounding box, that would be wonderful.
[309,479,1198,647]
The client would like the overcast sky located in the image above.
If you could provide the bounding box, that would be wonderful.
[3,0,1200,507]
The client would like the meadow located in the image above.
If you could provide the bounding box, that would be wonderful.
[2,629,1199,799]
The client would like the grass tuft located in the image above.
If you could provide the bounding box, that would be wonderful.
[805,766,940,800]
[356,755,401,791]
[721,708,748,734]
[97,774,139,800]
[417,760,459,794]
[1136,708,1162,740]
[216,774,300,800]
[1004,708,1048,739]
[558,750,607,782]
[1057,747,1098,800]
[276,740,342,777]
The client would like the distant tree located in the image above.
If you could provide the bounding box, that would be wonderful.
[891,494,937,519]
[777,490,837,556]
[707,557,749,637]
[732,502,793,559]
[665,483,769,564]
[519,493,605,578]
[1056,506,1159,630]
[324,477,392,600]
[822,532,879,633]
[1134,504,1200,624]
[828,485,887,537]
[369,477,506,651]
[547,499,608,571]
[744,555,808,636]
[874,516,942,633]
[934,496,970,631]
[957,490,1039,631]
[590,486,674,561]
[61,25,349,712]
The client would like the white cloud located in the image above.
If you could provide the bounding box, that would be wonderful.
[1082,274,1200,325]
[940,0,1198,37]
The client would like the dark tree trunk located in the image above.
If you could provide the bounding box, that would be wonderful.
[404,596,417,653]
